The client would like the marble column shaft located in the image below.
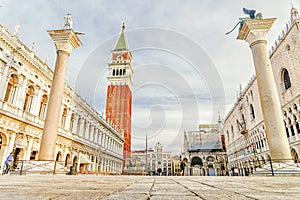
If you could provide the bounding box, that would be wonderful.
[39,29,81,161]
[238,19,292,161]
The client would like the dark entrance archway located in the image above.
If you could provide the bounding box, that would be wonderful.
[191,156,203,167]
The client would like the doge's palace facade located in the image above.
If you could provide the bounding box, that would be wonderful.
[223,7,300,175]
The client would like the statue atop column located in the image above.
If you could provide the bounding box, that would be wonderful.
[63,13,73,29]
[226,8,263,35]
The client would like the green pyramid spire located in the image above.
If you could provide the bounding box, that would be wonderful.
[113,22,128,51]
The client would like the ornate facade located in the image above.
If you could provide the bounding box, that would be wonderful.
[182,121,226,176]
[127,142,173,176]
[222,7,300,175]
[0,23,124,174]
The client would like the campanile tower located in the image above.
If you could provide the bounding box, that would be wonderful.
[106,22,133,161]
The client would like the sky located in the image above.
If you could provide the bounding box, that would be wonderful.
[0,0,297,154]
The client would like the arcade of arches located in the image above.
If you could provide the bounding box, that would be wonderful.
[0,23,123,175]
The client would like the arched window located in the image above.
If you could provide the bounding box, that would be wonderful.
[123,69,126,75]
[236,119,241,131]
[250,104,255,119]
[282,68,291,91]
[4,74,19,104]
[112,69,115,76]
[285,121,290,138]
[116,69,119,76]
[61,107,67,129]
[231,125,234,139]
[84,121,88,138]
[69,113,74,132]
[241,114,246,128]
[289,118,295,136]
[77,116,81,135]
[226,130,230,142]
[292,114,300,134]
[39,94,48,118]
[23,85,35,112]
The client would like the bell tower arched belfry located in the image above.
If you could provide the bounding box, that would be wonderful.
[106,22,133,161]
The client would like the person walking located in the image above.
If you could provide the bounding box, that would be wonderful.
[180,158,188,176]
[3,152,13,175]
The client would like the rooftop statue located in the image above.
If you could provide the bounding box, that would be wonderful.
[63,13,73,29]
[226,8,263,35]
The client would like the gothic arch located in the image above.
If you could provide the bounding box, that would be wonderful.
[250,104,255,119]
[282,68,291,91]
[291,148,299,163]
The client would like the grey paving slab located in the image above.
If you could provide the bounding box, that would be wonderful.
[150,195,200,200]
[1,175,300,200]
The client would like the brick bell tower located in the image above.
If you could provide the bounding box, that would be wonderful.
[106,22,133,163]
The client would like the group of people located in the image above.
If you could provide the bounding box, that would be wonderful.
[2,152,13,175]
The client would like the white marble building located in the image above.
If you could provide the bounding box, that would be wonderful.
[0,23,124,174]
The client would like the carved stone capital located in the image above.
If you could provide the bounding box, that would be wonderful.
[237,18,276,46]
[47,29,82,55]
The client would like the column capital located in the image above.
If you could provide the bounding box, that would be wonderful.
[237,18,276,46]
[47,29,82,55]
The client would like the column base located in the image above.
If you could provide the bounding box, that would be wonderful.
[251,162,300,176]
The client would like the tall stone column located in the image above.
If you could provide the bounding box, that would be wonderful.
[237,18,292,161]
[38,29,82,161]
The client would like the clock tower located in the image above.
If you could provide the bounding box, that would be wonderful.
[106,22,133,163]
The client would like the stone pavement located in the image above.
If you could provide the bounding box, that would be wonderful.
[0,175,300,200]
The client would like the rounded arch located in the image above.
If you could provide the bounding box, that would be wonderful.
[73,156,78,165]
[191,156,203,167]
[56,151,62,161]
[23,85,35,112]
[4,73,19,103]
[7,73,19,84]
[65,153,71,167]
